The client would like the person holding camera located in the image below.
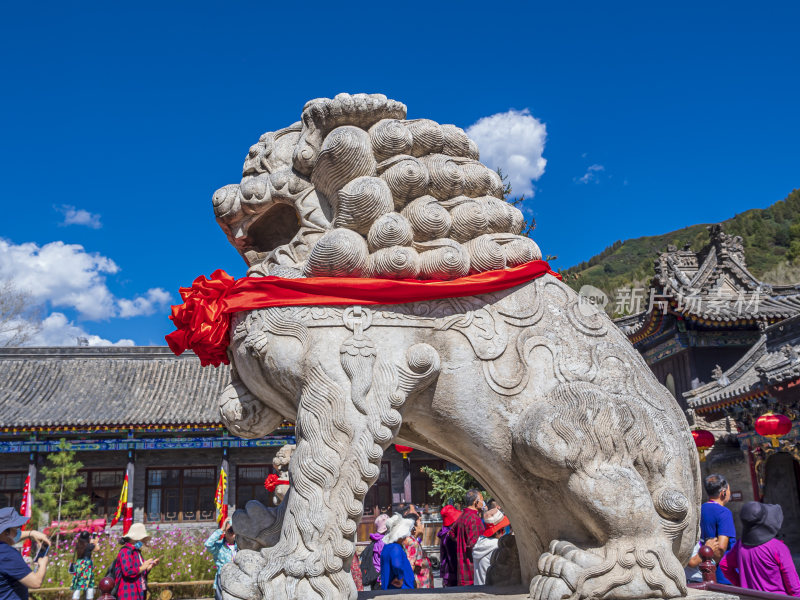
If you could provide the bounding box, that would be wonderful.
[204,518,237,600]
[111,523,159,600]
[70,531,97,600]
[0,507,52,600]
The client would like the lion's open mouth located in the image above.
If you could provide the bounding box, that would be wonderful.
[245,202,301,255]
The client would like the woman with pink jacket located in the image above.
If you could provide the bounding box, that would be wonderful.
[720,501,800,595]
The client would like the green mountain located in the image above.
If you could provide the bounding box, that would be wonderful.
[563,188,800,315]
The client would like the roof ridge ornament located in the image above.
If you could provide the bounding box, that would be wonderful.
[708,223,746,265]
[780,343,799,363]
[711,364,730,386]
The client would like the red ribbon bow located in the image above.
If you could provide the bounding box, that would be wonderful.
[166,269,237,367]
[264,473,290,492]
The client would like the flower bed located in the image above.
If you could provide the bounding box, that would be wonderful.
[30,527,217,599]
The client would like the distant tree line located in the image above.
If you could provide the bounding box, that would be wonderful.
[562,188,800,316]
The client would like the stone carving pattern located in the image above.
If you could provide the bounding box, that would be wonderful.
[212,93,540,281]
[271,444,295,505]
[221,307,439,600]
[231,444,294,552]
[486,533,522,587]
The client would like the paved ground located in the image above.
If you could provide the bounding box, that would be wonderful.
[360,586,528,599]
[359,588,737,600]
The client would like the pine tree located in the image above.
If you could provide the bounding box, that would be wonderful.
[419,466,491,506]
[37,439,93,549]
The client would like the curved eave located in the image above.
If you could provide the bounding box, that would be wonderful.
[693,389,770,415]
[685,333,769,408]
[628,310,666,346]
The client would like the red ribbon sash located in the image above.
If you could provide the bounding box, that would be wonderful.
[264,473,290,492]
[166,260,558,367]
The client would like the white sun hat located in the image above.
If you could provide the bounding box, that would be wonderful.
[125,523,151,542]
[382,514,415,544]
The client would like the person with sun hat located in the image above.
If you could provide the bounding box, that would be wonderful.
[111,524,159,600]
[720,501,800,594]
[473,508,510,585]
[0,507,52,600]
[379,515,417,589]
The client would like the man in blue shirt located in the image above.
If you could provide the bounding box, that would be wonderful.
[0,507,52,600]
[700,474,736,585]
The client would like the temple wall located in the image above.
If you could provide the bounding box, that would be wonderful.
[129,446,280,523]
[3,441,459,527]
[1,453,29,470]
[648,349,693,412]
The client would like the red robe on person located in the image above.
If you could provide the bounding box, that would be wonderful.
[448,507,485,586]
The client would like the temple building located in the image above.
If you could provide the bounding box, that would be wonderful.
[685,314,800,553]
[615,225,800,409]
[0,346,446,529]
[614,225,800,555]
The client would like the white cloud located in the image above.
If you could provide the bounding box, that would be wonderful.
[0,239,119,319]
[27,313,135,346]
[118,288,173,318]
[466,109,547,197]
[576,164,605,185]
[57,205,102,229]
[0,239,172,322]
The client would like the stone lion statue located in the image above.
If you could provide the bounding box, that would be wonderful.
[211,94,700,600]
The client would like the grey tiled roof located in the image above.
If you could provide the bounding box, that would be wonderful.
[614,225,800,337]
[685,315,800,409]
[613,311,648,335]
[652,229,800,322]
[0,347,230,428]
[683,338,770,408]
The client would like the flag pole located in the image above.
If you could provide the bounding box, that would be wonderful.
[20,471,32,558]
[124,455,134,535]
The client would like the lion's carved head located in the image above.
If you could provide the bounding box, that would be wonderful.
[213,93,541,280]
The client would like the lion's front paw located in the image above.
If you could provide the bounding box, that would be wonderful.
[530,538,685,600]
[220,550,265,600]
[531,540,602,600]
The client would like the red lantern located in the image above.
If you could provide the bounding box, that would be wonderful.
[755,412,792,447]
[394,444,414,459]
[692,429,715,462]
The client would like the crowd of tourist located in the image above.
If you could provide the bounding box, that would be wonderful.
[0,508,165,600]
[357,489,513,590]
[4,478,800,598]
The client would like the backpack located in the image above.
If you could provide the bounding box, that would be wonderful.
[359,541,379,588]
[105,554,120,597]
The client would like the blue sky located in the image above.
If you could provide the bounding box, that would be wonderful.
[1,1,798,346]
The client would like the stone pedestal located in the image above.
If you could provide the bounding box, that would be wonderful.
[359,588,737,600]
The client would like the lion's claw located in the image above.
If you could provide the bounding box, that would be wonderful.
[531,538,685,600]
